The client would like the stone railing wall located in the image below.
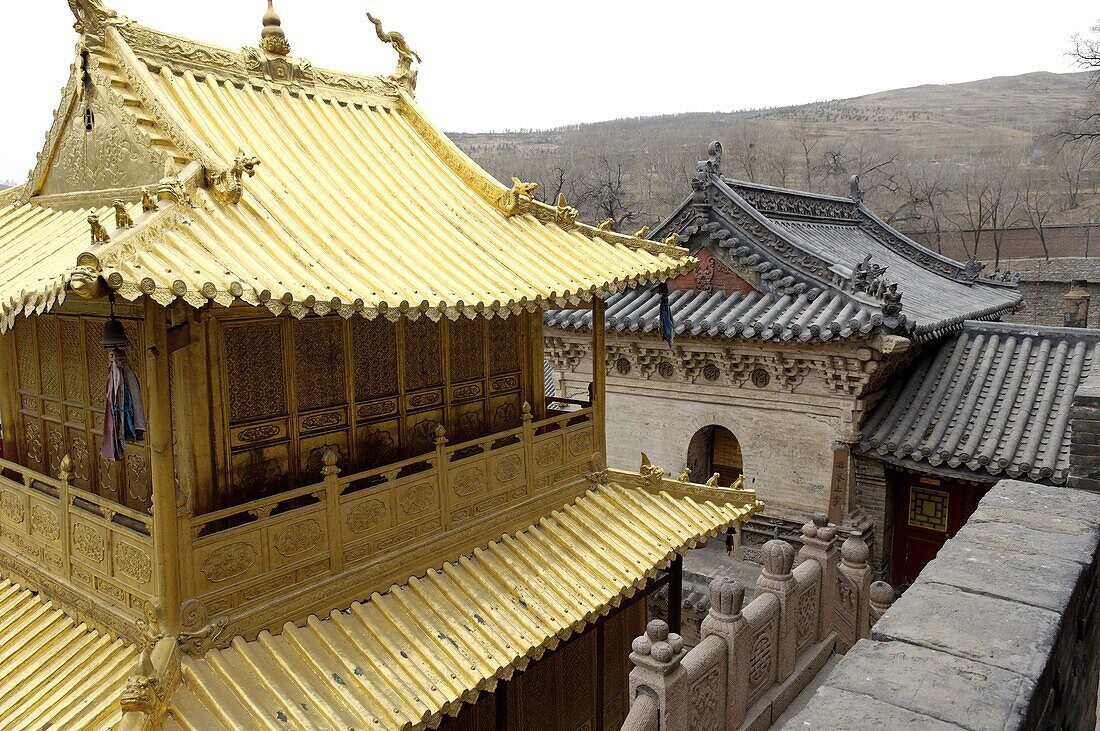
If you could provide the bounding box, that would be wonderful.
[1068,368,1100,491]
[621,516,892,730]
[783,479,1100,730]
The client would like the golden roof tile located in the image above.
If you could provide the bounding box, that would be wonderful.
[167,481,760,730]
[0,577,138,730]
[0,7,694,330]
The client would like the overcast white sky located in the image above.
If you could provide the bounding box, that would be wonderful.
[0,1,1096,182]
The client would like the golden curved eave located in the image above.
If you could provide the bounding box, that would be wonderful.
[0,14,694,329]
[167,482,759,730]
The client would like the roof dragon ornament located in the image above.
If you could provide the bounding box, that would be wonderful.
[692,141,723,197]
[367,12,421,95]
[208,150,261,205]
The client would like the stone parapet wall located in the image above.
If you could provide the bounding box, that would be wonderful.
[999,258,1100,329]
[783,479,1100,730]
[621,518,892,730]
[1070,368,1100,492]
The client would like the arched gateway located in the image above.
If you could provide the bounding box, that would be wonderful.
[686,425,743,486]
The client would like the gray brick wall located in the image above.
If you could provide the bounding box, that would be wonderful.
[853,456,891,581]
[783,479,1100,730]
[1069,369,1100,492]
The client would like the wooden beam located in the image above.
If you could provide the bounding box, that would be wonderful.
[144,299,181,633]
[591,298,607,459]
[0,330,21,463]
[668,555,683,635]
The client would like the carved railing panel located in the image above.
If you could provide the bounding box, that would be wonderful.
[0,457,156,624]
[176,407,595,632]
[623,526,893,731]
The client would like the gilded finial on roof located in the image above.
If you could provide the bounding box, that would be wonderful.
[597,218,614,231]
[663,233,680,247]
[113,200,133,229]
[88,214,110,244]
[367,12,421,94]
[260,0,291,56]
[555,193,578,225]
[141,187,157,214]
[500,177,538,216]
[634,226,650,239]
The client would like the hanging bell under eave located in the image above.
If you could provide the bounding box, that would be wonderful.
[101,316,130,349]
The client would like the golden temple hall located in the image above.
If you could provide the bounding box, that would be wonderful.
[0,2,761,729]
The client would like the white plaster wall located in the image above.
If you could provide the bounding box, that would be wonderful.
[603,383,840,521]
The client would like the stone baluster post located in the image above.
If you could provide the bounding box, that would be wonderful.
[320,448,343,573]
[795,513,838,643]
[521,401,534,488]
[868,580,897,625]
[755,539,797,681]
[628,619,688,731]
[700,577,748,730]
[838,531,872,639]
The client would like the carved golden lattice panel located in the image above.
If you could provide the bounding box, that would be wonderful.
[293,317,347,411]
[489,317,522,375]
[224,321,287,424]
[908,487,949,532]
[351,318,398,401]
[404,318,443,391]
[449,316,484,383]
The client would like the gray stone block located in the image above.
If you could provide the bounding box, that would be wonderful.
[917,538,1084,612]
[973,480,1100,529]
[779,685,960,730]
[953,517,1098,566]
[871,582,1061,680]
[821,639,1034,731]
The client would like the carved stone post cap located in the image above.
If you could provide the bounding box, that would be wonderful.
[630,619,685,670]
[761,539,795,579]
[707,576,744,619]
[841,531,870,568]
[869,580,896,607]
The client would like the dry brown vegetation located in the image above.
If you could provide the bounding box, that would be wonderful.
[454,71,1100,265]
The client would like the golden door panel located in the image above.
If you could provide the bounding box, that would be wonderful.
[299,431,349,485]
[490,394,522,432]
[489,317,522,375]
[404,409,443,458]
[450,401,485,444]
[293,317,347,412]
[231,418,290,449]
[404,318,443,391]
[355,419,400,471]
[449,316,485,383]
[229,444,291,507]
[37,318,61,399]
[351,318,398,400]
[224,320,288,424]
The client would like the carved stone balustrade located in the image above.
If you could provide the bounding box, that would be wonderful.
[622,527,880,730]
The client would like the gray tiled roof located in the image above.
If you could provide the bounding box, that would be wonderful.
[861,321,1100,484]
[544,287,882,341]
[547,176,1021,343]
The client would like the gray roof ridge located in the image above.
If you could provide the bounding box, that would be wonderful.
[959,319,1100,341]
[722,178,857,205]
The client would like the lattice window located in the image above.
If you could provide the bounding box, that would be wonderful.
[908,487,949,532]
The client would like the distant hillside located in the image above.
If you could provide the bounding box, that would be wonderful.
[454,71,1098,262]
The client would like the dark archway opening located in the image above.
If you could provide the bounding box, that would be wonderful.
[686,425,743,487]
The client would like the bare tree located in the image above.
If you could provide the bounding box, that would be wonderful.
[1063,21,1100,141]
[1054,138,1098,210]
[574,156,643,230]
[984,159,1022,267]
[951,167,993,259]
[729,122,763,181]
[789,121,824,189]
[1023,173,1054,259]
[896,161,953,251]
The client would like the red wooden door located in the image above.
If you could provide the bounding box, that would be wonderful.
[891,473,988,587]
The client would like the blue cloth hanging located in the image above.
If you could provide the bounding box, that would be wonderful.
[659,282,675,350]
[101,348,146,462]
